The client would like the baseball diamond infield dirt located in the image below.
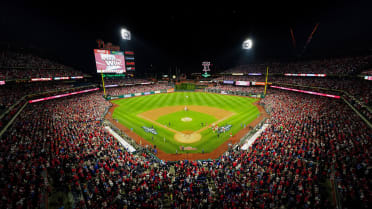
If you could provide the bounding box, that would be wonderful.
[137,105,235,143]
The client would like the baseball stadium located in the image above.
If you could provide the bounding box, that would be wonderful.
[1,2,372,209]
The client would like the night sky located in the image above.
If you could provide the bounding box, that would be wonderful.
[1,0,371,75]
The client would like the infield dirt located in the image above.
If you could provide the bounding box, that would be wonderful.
[137,105,235,143]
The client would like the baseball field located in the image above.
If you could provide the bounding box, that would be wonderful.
[111,92,260,154]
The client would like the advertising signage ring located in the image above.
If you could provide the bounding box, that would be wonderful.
[54,77,70,80]
[364,76,372,80]
[270,86,340,98]
[252,82,267,86]
[223,80,234,84]
[71,76,83,79]
[248,73,262,76]
[284,73,326,77]
[235,81,250,86]
[31,78,53,82]
[94,49,126,73]
[29,88,99,103]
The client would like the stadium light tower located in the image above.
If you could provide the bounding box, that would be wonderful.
[242,39,253,49]
[121,28,131,40]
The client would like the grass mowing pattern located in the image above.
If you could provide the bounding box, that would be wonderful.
[111,92,260,154]
[156,110,217,132]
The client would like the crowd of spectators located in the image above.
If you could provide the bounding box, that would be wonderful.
[213,75,372,106]
[259,90,371,209]
[0,92,110,208]
[0,50,85,80]
[343,93,372,121]
[1,88,370,208]
[226,55,372,75]
[0,82,76,110]
[275,77,371,105]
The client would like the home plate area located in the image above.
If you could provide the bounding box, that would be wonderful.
[174,131,202,143]
[179,146,197,151]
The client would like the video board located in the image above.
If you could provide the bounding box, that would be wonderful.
[94,49,126,73]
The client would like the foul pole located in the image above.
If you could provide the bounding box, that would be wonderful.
[264,66,269,96]
[101,73,106,97]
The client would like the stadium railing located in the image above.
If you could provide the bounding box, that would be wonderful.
[236,117,269,147]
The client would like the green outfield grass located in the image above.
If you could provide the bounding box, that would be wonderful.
[111,92,260,154]
[156,110,217,132]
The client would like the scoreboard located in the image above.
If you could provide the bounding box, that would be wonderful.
[94,49,126,73]
[125,51,135,71]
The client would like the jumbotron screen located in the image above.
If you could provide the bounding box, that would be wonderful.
[94,49,126,73]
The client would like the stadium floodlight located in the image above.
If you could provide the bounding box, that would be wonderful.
[121,28,131,40]
[242,39,253,49]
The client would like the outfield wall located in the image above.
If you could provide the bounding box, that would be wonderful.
[106,88,263,100]
[205,88,265,98]
[106,88,174,100]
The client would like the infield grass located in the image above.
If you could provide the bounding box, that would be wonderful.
[111,92,260,154]
[156,110,217,132]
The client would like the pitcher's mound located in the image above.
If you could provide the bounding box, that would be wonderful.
[174,131,201,143]
[181,117,192,122]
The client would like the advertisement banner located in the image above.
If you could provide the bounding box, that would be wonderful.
[31,78,53,82]
[134,93,142,96]
[235,81,250,86]
[54,77,70,80]
[270,86,340,98]
[248,73,262,76]
[29,88,99,103]
[154,90,161,94]
[364,76,372,80]
[167,88,174,93]
[71,76,83,79]
[105,84,119,88]
[252,82,272,86]
[124,94,132,98]
[251,82,264,86]
[284,73,326,77]
[0,80,5,85]
[94,49,126,73]
[223,80,234,84]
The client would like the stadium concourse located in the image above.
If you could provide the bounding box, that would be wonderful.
[0,50,371,209]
